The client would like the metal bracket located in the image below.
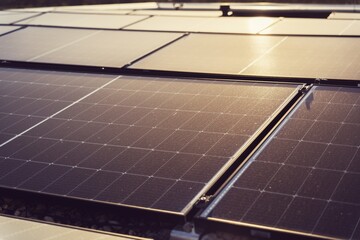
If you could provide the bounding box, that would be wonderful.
[299,84,312,94]
[170,223,200,240]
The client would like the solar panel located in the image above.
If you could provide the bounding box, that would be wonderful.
[242,37,360,80]
[57,2,158,10]
[17,12,148,29]
[33,30,182,67]
[202,86,360,240]
[341,21,360,36]
[328,12,360,20]
[0,26,20,36]
[0,68,116,146]
[131,33,360,81]
[131,34,285,74]
[53,9,132,15]
[126,16,278,34]
[125,16,209,32]
[259,18,355,35]
[0,27,95,62]
[0,11,38,24]
[194,17,279,34]
[0,27,182,67]
[0,68,300,214]
[0,215,142,240]
[130,10,222,17]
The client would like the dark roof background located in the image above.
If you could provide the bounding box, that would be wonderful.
[2,0,360,10]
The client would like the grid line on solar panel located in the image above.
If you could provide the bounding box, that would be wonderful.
[204,86,360,240]
[0,72,300,214]
[0,68,119,146]
[27,31,101,62]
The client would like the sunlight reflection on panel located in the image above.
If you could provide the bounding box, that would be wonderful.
[196,17,279,34]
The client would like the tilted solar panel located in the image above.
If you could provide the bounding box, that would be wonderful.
[202,86,360,240]
[125,16,277,34]
[0,68,301,215]
[125,16,210,32]
[129,10,222,17]
[259,18,355,36]
[0,27,182,68]
[131,34,286,75]
[132,34,360,81]
[0,27,96,61]
[16,12,148,29]
[242,37,360,80]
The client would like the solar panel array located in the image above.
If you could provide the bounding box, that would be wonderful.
[0,3,360,239]
[203,86,360,240]
[0,215,141,240]
[0,67,299,214]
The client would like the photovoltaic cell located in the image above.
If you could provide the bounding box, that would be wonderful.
[0,69,300,214]
[259,18,355,36]
[0,68,116,145]
[0,27,182,68]
[17,12,148,29]
[204,86,360,240]
[0,215,141,240]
